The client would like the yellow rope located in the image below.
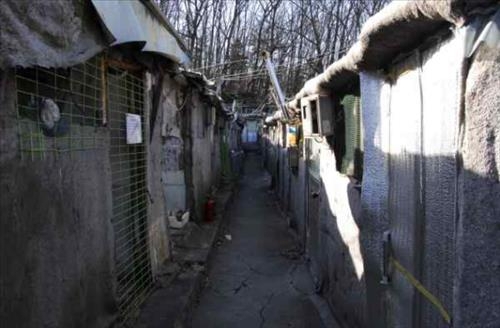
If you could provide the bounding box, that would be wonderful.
[390,257,452,325]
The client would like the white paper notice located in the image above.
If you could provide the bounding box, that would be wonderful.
[126,113,142,144]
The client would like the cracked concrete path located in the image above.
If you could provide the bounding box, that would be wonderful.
[191,152,325,328]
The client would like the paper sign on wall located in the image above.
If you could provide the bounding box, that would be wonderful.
[126,113,142,144]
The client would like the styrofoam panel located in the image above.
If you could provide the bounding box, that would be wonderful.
[420,31,464,328]
[387,53,423,328]
[360,71,391,328]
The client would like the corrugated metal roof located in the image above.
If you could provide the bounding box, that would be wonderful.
[91,0,189,65]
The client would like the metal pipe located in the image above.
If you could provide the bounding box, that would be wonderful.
[261,51,290,120]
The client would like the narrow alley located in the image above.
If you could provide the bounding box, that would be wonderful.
[1,1,499,328]
[191,152,326,328]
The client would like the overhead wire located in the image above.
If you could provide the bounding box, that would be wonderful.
[212,48,334,74]
[217,61,307,79]
[215,61,309,79]
[220,69,282,79]
[211,45,352,81]
[192,57,250,71]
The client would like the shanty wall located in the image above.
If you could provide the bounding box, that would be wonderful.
[0,64,174,327]
[456,37,500,328]
[263,122,366,327]
[190,92,219,221]
[262,123,306,251]
[223,119,244,178]
[360,25,500,328]
[0,0,223,326]
[146,73,171,276]
[159,74,187,219]
[264,17,499,328]
[0,69,117,327]
[317,141,366,327]
[159,75,224,223]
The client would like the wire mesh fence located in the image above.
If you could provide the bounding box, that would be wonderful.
[15,56,154,324]
[15,56,105,160]
[107,64,153,325]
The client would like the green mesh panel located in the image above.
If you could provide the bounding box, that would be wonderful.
[341,95,362,178]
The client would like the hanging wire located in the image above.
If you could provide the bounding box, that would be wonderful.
[212,45,352,81]
[192,57,250,71]
[206,45,351,77]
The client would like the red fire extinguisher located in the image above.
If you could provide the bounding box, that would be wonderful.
[204,197,216,222]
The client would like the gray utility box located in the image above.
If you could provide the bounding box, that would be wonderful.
[300,94,334,137]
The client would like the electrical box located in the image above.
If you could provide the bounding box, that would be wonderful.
[300,94,334,137]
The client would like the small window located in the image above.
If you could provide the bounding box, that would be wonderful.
[339,95,363,181]
[310,99,319,134]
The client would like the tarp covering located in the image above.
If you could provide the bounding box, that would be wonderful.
[0,0,107,69]
[288,0,497,110]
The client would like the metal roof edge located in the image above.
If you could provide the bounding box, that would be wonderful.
[141,0,190,57]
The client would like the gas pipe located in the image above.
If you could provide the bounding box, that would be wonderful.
[204,197,216,222]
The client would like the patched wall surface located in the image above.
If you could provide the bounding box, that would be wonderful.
[190,92,216,222]
[359,71,391,328]
[147,73,171,275]
[456,41,500,328]
[0,70,116,328]
[262,126,367,327]
[358,25,498,328]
